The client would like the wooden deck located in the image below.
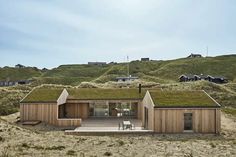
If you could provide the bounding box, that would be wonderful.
[65,118,153,135]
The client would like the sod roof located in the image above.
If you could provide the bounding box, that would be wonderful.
[149,90,219,107]
[21,88,63,103]
[67,88,146,100]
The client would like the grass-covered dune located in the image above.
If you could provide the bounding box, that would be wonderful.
[0,86,31,115]
[40,54,236,84]
[0,55,236,85]
[0,67,42,81]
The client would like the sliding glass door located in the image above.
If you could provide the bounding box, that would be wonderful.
[94,103,108,117]
[89,101,138,118]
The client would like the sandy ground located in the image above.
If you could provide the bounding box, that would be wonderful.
[0,112,236,157]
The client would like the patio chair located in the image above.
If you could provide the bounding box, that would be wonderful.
[131,123,135,130]
[118,122,124,130]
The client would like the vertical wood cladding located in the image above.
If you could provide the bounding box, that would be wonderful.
[20,103,81,126]
[154,108,220,133]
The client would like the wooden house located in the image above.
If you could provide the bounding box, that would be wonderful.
[15,64,25,68]
[141,58,150,61]
[207,75,228,84]
[187,53,202,58]
[20,87,221,134]
[0,80,32,87]
[179,74,228,84]
[194,74,208,81]
[179,74,195,82]
[88,62,107,66]
[116,76,139,82]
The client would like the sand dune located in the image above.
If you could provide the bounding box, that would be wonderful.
[0,112,235,157]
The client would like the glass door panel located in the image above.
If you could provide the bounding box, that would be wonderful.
[94,103,108,117]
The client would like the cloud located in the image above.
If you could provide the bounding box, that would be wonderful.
[0,0,235,68]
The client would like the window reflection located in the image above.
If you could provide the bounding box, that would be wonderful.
[89,101,138,117]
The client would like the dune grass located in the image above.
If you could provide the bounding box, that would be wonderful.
[21,88,63,102]
[149,90,217,107]
[68,88,146,100]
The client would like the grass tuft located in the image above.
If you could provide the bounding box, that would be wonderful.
[66,150,77,156]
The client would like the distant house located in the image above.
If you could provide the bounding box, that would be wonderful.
[88,62,107,66]
[141,58,150,61]
[15,64,25,68]
[18,80,33,85]
[194,74,208,81]
[187,53,202,58]
[42,68,48,71]
[0,81,18,86]
[116,76,139,82]
[179,74,228,84]
[179,74,195,82]
[0,80,32,87]
[207,75,228,84]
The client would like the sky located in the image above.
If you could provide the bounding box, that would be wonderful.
[0,0,236,68]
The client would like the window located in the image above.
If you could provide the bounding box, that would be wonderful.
[184,113,193,131]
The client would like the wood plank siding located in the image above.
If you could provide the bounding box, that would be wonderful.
[60,103,89,119]
[141,91,155,130]
[20,103,81,127]
[154,108,220,133]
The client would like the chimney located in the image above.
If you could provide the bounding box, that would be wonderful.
[139,84,142,94]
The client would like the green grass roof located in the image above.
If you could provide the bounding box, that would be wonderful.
[149,90,218,107]
[21,88,63,102]
[67,88,145,100]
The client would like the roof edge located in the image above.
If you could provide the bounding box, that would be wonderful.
[67,98,143,101]
[202,90,221,107]
[57,88,69,105]
[20,101,57,104]
[154,106,221,109]
[20,87,36,103]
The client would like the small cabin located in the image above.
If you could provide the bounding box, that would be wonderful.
[194,74,208,81]
[207,75,228,84]
[88,62,107,66]
[141,58,150,61]
[187,53,202,58]
[15,64,25,68]
[179,74,195,82]
[116,76,139,82]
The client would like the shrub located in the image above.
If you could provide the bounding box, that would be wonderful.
[210,142,216,148]
[117,140,125,146]
[0,147,11,157]
[0,136,5,142]
[21,143,30,148]
[104,151,112,156]
[45,145,65,150]
[66,150,76,156]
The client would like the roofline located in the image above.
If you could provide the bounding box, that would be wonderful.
[145,90,155,107]
[150,90,220,108]
[67,98,143,101]
[178,74,186,79]
[20,101,57,104]
[20,87,36,103]
[154,106,220,108]
[202,90,221,107]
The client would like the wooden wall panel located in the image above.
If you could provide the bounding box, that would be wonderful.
[20,103,58,125]
[64,103,89,119]
[141,91,155,130]
[154,108,219,134]
[20,103,82,127]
